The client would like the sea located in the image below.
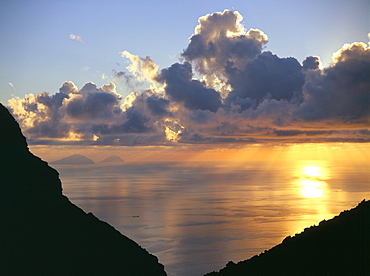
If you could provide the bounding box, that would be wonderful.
[51,158,370,276]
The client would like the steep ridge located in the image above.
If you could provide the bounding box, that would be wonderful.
[206,200,370,276]
[0,104,166,275]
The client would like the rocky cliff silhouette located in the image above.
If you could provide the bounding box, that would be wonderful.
[0,104,166,275]
[206,199,370,276]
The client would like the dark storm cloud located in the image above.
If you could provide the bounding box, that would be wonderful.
[90,106,151,135]
[145,95,171,117]
[7,11,370,144]
[26,119,72,138]
[64,91,120,120]
[189,110,212,124]
[121,106,151,133]
[225,52,305,106]
[60,82,123,121]
[302,56,321,70]
[157,62,222,112]
[297,42,370,122]
[36,91,69,110]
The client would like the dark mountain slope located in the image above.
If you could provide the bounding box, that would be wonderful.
[206,200,370,276]
[0,103,166,275]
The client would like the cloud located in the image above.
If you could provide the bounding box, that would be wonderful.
[8,82,123,141]
[100,73,109,80]
[156,62,222,112]
[145,95,171,117]
[302,56,321,70]
[120,51,159,83]
[224,51,305,107]
[63,82,122,121]
[7,10,370,145]
[69,33,83,43]
[182,10,268,91]
[181,10,304,107]
[331,42,370,63]
[296,42,370,122]
[8,82,16,91]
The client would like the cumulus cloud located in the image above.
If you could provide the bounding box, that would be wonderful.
[182,10,268,90]
[63,82,122,121]
[302,56,321,70]
[145,95,171,117]
[120,51,159,83]
[156,62,222,112]
[181,10,304,107]
[7,10,370,145]
[297,42,370,122]
[69,33,83,43]
[331,42,370,63]
[224,51,305,107]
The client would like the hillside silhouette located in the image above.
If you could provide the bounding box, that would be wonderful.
[0,104,166,275]
[51,154,95,164]
[206,199,370,276]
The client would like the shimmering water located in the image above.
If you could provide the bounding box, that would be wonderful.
[53,160,370,276]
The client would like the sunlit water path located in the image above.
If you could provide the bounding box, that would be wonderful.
[53,160,370,276]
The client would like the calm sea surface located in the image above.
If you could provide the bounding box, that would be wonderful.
[53,160,370,276]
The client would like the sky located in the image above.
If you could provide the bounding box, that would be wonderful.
[1,0,369,145]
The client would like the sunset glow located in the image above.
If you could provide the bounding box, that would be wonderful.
[28,142,370,165]
[1,1,369,275]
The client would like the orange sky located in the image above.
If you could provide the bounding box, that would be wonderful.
[29,142,370,165]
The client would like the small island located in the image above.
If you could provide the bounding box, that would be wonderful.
[100,155,125,163]
[51,154,95,164]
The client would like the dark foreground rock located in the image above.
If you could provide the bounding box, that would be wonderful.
[0,104,166,275]
[206,199,370,276]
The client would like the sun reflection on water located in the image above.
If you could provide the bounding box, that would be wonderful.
[300,179,325,198]
[296,163,329,199]
[299,165,328,198]
[303,165,322,178]
[285,161,333,235]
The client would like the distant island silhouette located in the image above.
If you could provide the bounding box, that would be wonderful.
[51,154,95,164]
[205,200,370,276]
[0,104,166,275]
[101,155,125,163]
